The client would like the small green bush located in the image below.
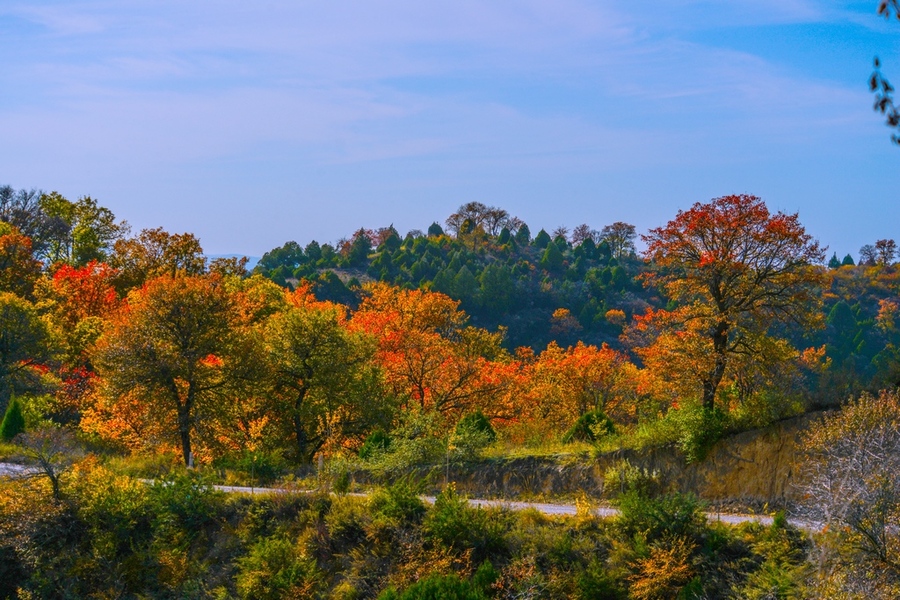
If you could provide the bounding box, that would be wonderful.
[674,405,729,463]
[369,477,427,525]
[450,411,496,462]
[615,490,707,545]
[378,561,497,600]
[360,429,392,460]
[562,410,614,444]
[235,535,320,600]
[602,459,661,500]
[0,397,25,442]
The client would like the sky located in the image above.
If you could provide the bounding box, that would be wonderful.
[1,0,898,259]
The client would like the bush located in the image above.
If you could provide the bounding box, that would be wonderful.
[235,535,320,600]
[369,477,427,525]
[378,561,497,600]
[0,397,25,442]
[423,485,507,561]
[562,410,614,444]
[450,411,496,462]
[602,460,661,500]
[360,429,392,460]
[673,405,728,463]
[616,491,706,545]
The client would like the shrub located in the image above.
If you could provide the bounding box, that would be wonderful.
[562,410,614,444]
[616,491,706,546]
[602,460,661,500]
[673,404,728,463]
[378,561,497,600]
[369,477,427,525]
[235,535,320,600]
[423,485,507,562]
[0,397,25,442]
[360,429,392,460]
[450,411,496,462]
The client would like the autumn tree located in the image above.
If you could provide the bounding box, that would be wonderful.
[642,194,825,411]
[265,299,386,463]
[524,341,638,430]
[91,274,239,465]
[875,238,898,265]
[109,227,206,291]
[0,223,42,298]
[350,283,512,422]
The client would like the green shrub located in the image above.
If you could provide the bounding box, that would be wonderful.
[602,459,661,500]
[360,429,392,460]
[562,410,614,444]
[450,411,496,462]
[369,477,427,525]
[673,404,729,463]
[0,397,25,442]
[378,561,497,600]
[423,485,507,561]
[615,491,706,545]
[235,535,320,600]
[148,470,222,533]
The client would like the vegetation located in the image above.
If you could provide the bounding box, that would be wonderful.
[2,183,900,596]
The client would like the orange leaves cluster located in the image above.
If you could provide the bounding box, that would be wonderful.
[520,341,639,427]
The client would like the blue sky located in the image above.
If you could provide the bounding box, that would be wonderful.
[1,1,898,258]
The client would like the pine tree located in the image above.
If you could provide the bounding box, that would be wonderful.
[0,396,25,442]
[533,229,552,249]
[829,252,841,269]
[540,240,565,272]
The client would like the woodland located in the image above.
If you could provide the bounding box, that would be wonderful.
[1,186,900,598]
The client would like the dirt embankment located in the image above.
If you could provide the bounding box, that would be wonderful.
[440,412,826,509]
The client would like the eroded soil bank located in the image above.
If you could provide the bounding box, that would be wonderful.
[413,411,827,510]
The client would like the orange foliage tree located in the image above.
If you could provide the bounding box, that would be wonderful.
[0,224,42,298]
[350,283,514,423]
[642,195,826,410]
[523,341,639,430]
[89,274,241,465]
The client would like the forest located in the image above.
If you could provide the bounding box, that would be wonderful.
[1,186,900,598]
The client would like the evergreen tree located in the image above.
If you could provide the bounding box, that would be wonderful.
[0,396,25,442]
[842,253,855,266]
[515,223,531,245]
[828,252,841,269]
[427,222,444,237]
[533,229,552,249]
[540,240,564,272]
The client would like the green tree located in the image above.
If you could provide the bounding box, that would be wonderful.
[39,193,126,266]
[0,396,25,441]
[842,253,855,266]
[0,293,52,414]
[533,229,551,249]
[265,303,386,463]
[828,252,841,269]
[540,240,565,272]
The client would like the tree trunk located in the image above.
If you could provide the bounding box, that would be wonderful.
[293,388,311,463]
[178,408,192,467]
[702,320,729,411]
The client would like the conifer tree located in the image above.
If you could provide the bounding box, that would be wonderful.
[0,395,25,442]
